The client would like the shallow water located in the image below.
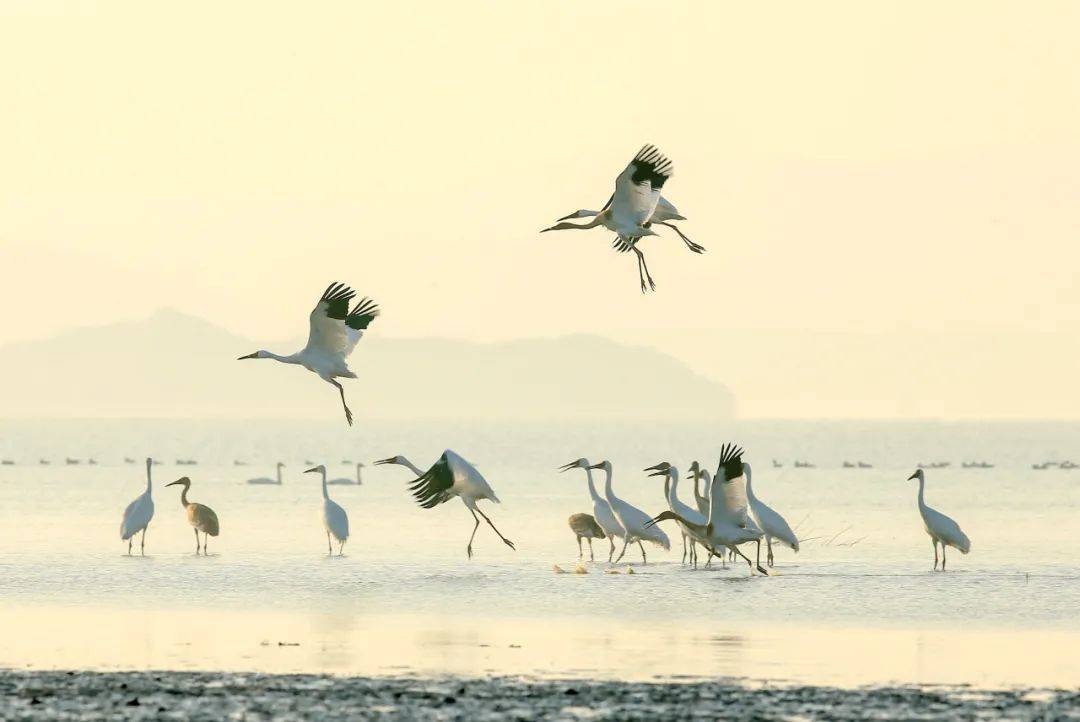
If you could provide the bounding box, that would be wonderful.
[0,419,1078,687]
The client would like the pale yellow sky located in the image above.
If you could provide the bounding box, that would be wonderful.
[1,2,1078,417]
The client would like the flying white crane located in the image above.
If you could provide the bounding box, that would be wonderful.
[120,458,156,556]
[328,462,364,485]
[588,460,670,564]
[647,444,769,575]
[540,145,703,293]
[305,465,349,555]
[165,477,220,555]
[558,458,626,562]
[645,462,707,566]
[238,282,379,426]
[247,462,285,485]
[374,451,515,558]
[908,469,971,570]
[743,463,799,567]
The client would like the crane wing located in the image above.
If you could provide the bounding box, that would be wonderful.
[611,145,673,231]
[305,282,379,358]
[407,452,457,509]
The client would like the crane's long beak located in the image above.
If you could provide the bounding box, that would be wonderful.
[588,462,606,470]
[373,457,395,466]
[644,462,669,472]
[647,469,669,478]
[237,352,259,360]
[165,479,183,487]
[907,472,919,480]
[557,461,579,473]
[303,467,319,474]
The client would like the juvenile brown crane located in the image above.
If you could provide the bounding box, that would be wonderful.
[166,477,220,555]
[567,512,606,560]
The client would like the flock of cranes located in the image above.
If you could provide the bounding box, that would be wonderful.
[106,144,973,572]
[117,445,973,573]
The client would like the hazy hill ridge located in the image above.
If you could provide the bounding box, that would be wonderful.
[0,309,734,420]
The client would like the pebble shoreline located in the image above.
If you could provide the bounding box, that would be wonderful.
[1,670,1077,721]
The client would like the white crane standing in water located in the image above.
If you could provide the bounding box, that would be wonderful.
[540,145,704,293]
[305,465,349,555]
[559,458,626,562]
[165,477,220,555]
[588,460,670,564]
[908,469,971,570]
[120,458,155,555]
[238,282,379,426]
[743,463,799,567]
[374,451,515,559]
[645,462,707,566]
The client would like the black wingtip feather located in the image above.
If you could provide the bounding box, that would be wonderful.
[346,297,380,330]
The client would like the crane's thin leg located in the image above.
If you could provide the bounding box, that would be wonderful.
[608,535,615,563]
[727,545,762,576]
[327,531,333,556]
[127,538,132,556]
[204,533,209,556]
[615,538,630,563]
[638,540,647,564]
[766,537,774,567]
[941,543,947,571]
[328,379,353,427]
[632,247,656,292]
[193,527,200,555]
[681,534,687,564]
[140,528,147,556]
[932,539,939,570]
[755,540,768,575]
[654,221,706,254]
[476,507,515,551]
[577,535,583,560]
[588,538,595,561]
[467,508,481,559]
[704,545,713,568]
[340,540,346,557]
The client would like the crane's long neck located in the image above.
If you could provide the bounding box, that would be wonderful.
[145,459,153,494]
[179,484,190,507]
[708,474,723,525]
[744,468,757,503]
[584,467,602,503]
[268,351,302,365]
[664,476,673,508]
[668,469,682,508]
[320,469,329,499]
[399,457,425,476]
[917,477,926,510]
[602,466,616,504]
[356,463,363,482]
[276,464,283,484]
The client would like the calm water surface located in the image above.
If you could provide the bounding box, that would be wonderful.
[0,419,1077,687]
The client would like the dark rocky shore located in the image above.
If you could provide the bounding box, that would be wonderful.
[1,670,1077,721]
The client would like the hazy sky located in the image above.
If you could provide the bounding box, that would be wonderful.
[2,2,1078,417]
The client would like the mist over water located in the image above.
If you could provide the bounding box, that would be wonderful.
[1,419,1078,686]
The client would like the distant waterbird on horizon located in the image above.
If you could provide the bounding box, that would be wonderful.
[238,282,379,426]
[305,465,349,555]
[327,462,364,485]
[908,469,970,570]
[120,458,155,555]
[541,145,703,293]
[374,451,515,559]
[247,462,284,485]
[165,477,220,555]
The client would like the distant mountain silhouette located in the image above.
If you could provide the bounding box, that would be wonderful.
[0,309,734,420]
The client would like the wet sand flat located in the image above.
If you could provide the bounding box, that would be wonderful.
[1,670,1077,721]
